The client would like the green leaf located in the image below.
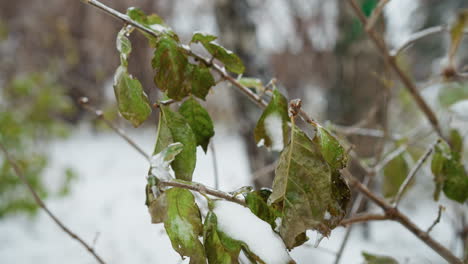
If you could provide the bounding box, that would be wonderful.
[191,65,215,100]
[244,189,282,230]
[163,188,206,264]
[179,97,215,152]
[449,10,468,64]
[254,88,289,152]
[191,32,245,74]
[268,124,348,249]
[152,36,190,100]
[382,154,409,198]
[238,78,264,93]
[449,129,463,162]
[113,66,152,127]
[127,7,165,26]
[327,171,351,228]
[315,127,348,170]
[362,252,399,264]
[154,106,197,180]
[203,211,242,264]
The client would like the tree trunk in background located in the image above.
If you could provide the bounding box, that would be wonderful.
[213,0,275,187]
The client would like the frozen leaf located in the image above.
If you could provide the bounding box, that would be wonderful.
[163,188,206,264]
[113,66,151,127]
[150,142,183,181]
[179,97,215,152]
[382,154,409,198]
[244,189,282,230]
[116,26,132,64]
[154,106,197,181]
[152,36,190,100]
[191,65,215,100]
[315,127,348,170]
[126,7,176,40]
[269,125,348,249]
[254,88,289,152]
[362,252,398,264]
[191,32,245,74]
[449,10,468,65]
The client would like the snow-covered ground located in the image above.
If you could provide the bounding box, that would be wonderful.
[0,125,463,263]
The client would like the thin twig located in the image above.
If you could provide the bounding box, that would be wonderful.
[393,139,440,207]
[343,169,463,264]
[373,144,407,173]
[427,205,445,234]
[210,143,220,189]
[79,97,150,161]
[347,0,447,143]
[340,213,389,226]
[158,179,246,206]
[0,143,106,264]
[365,0,390,31]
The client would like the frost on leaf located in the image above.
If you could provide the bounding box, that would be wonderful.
[212,201,295,264]
[179,97,215,152]
[153,105,197,181]
[269,124,350,249]
[254,88,289,152]
[150,142,183,181]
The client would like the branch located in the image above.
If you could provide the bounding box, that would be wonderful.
[0,143,106,264]
[340,213,389,227]
[393,139,440,207]
[347,0,447,143]
[158,179,246,206]
[343,169,463,264]
[79,97,151,161]
[365,0,390,31]
[427,205,445,234]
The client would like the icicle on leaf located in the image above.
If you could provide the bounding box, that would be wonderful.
[113,66,151,127]
[315,127,347,170]
[152,36,190,100]
[161,188,206,264]
[382,154,409,198]
[448,10,468,66]
[269,124,347,249]
[254,88,289,152]
[191,64,215,100]
[154,106,196,181]
[191,32,245,74]
[244,189,282,230]
[179,97,215,152]
[431,140,468,203]
[362,252,399,264]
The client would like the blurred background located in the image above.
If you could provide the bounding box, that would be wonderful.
[1,0,468,263]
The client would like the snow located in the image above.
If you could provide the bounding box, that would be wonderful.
[264,113,284,152]
[213,200,293,264]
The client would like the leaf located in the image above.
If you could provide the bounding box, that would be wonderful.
[203,211,242,264]
[362,252,399,264]
[449,10,468,65]
[126,7,176,40]
[238,78,264,93]
[154,106,197,181]
[382,154,409,198]
[152,36,190,100]
[191,65,215,100]
[191,32,245,74]
[269,124,346,249]
[450,129,463,162]
[438,82,468,107]
[116,27,131,64]
[315,127,348,170]
[244,189,282,230]
[163,188,206,264]
[150,142,184,181]
[113,66,151,127]
[179,97,215,152]
[431,143,447,201]
[327,171,351,228]
[254,88,289,151]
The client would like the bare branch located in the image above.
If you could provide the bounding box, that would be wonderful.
[393,139,440,207]
[79,97,151,161]
[158,179,246,206]
[427,205,445,234]
[0,143,106,264]
[347,0,447,143]
[340,213,389,227]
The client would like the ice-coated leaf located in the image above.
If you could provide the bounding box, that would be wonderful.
[116,26,131,63]
[179,97,214,152]
[244,189,282,230]
[150,142,184,181]
[163,188,206,264]
[362,252,399,264]
[113,66,151,127]
[382,154,409,198]
[154,106,197,181]
[254,88,289,152]
[126,7,176,40]
[203,211,242,264]
[191,65,215,100]
[269,124,348,249]
[315,127,348,170]
[152,36,190,100]
[191,32,245,74]
[431,140,468,203]
[449,10,468,64]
